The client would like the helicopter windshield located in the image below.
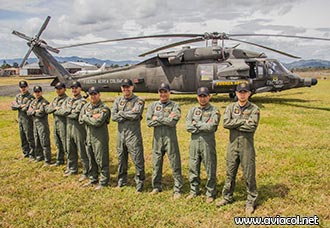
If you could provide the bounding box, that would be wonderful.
[267,60,291,75]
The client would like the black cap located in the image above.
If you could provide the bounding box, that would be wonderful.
[121,79,133,87]
[55,82,66,89]
[33,86,42,92]
[158,83,170,92]
[236,82,250,92]
[197,87,210,96]
[19,80,28,88]
[88,86,100,94]
[71,81,81,88]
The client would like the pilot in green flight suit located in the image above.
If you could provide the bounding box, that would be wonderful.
[47,82,69,166]
[11,80,35,159]
[111,79,145,193]
[216,82,260,215]
[186,87,220,203]
[58,81,89,180]
[27,86,51,165]
[79,86,110,190]
[146,83,183,199]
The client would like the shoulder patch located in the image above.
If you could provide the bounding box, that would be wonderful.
[102,109,108,113]
[42,102,47,106]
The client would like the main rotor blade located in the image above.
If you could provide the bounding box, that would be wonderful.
[39,43,60,53]
[36,16,51,39]
[12,30,33,42]
[20,46,33,68]
[139,37,205,57]
[229,37,301,59]
[56,34,203,49]
[228,33,330,41]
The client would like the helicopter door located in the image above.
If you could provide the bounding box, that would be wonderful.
[256,63,265,78]
[196,64,215,88]
[247,61,265,79]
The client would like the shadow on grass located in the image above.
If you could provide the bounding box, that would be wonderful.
[109,162,190,192]
[252,97,330,112]
[216,179,290,206]
[168,94,330,112]
[257,183,290,205]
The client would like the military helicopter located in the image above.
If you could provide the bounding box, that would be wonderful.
[12,16,329,98]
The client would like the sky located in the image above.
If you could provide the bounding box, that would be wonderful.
[1,0,330,63]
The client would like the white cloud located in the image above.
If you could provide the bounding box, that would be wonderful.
[2,0,330,62]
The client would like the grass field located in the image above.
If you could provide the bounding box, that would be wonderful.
[0,76,329,227]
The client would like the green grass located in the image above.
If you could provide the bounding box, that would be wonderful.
[0,79,329,227]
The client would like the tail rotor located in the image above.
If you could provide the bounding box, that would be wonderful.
[12,16,60,67]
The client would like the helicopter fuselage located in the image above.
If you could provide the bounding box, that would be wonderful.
[33,44,317,96]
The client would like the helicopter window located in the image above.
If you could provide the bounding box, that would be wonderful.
[267,60,290,74]
[257,65,264,77]
[199,64,214,81]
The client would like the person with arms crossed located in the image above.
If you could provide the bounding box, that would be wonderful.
[111,79,146,193]
[79,87,111,190]
[146,83,183,199]
[27,86,51,165]
[186,87,220,203]
[58,81,89,180]
[11,80,35,159]
[216,82,260,215]
[46,82,69,166]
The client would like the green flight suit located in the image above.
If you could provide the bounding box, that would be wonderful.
[186,103,220,198]
[111,94,145,191]
[11,92,35,158]
[222,101,260,207]
[79,100,110,186]
[59,95,88,175]
[47,94,69,164]
[146,100,183,193]
[27,96,51,163]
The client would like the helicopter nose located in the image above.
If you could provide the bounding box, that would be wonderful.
[303,78,318,87]
[311,78,318,86]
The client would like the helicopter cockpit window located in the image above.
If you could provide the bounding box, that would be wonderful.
[267,60,290,75]
[199,64,214,81]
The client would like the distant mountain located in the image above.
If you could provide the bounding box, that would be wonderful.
[283,59,330,69]
[1,56,139,67]
[2,57,330,69]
